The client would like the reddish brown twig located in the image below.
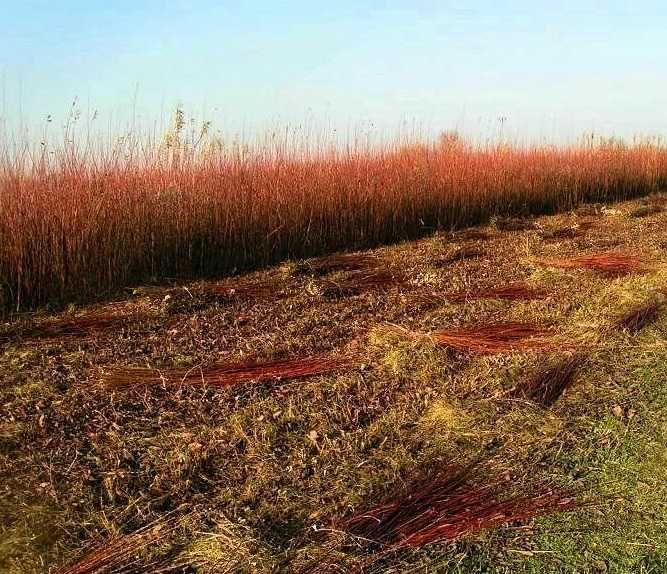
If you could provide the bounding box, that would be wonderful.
[537,252,648,277]
[338,465,577,553]
[8,306,143,341]
[430,322,555,354]
[103,355,351,389]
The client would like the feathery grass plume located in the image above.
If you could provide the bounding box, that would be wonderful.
[537,252,648,277]
[430,322,554,354]
[53,517,178,574]
[613,300,665,334]
[290,253,379,277]
[514,354,586,407]
[102,355,351,389]
[337,464,578,554]
[447,282,549,303]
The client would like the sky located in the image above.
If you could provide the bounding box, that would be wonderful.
[1,0,666,144]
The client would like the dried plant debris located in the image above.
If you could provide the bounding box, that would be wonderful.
[449,229,493,242]
[54,516,182,574]
[540,226,582,241]
[631,204,664,218]
[4,306,146,342]
[315,270,402,298]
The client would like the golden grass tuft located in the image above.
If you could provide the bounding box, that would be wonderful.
[179,517,273,574]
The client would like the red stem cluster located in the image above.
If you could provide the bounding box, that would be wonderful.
[103,355,350,389]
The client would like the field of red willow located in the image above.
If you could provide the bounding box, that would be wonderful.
[1,135,667,312]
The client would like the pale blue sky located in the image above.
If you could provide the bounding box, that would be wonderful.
[2,1,666,142]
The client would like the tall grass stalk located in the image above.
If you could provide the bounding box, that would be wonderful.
[1,127,666,312]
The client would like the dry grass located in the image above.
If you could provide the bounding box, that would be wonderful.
[3,192,667,572]
[102,355,351,389]
[430,322,555,354]
[209,276,287,302]
[2,137,667,313]
[513,354,586,407]
[539,226,582,241]
[537,252,648,277]
[449,229,493,242]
